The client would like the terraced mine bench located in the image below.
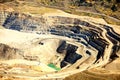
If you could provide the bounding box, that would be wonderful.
[0,11,120,79]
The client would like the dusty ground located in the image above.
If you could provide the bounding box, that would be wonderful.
[0,1,120,80]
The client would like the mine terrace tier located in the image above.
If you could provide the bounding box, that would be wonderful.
[0,11,120,79]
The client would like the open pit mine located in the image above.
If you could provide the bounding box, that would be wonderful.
[0,3,120,80]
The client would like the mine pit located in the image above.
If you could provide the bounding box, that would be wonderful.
[0,9,120,79]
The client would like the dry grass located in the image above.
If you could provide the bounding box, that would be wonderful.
[13,5,59,15]
[64,9,102,18]
[103,16,120,25]
[94,4,120,25]
[64,70,120,80]
[2,0,119,25]
[64,71,105,80]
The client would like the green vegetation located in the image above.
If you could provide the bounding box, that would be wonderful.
[48,63,61,71]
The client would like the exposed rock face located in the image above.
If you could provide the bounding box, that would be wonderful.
[0,11,8,25]
[3,12,42,31]
[0,4,14,25]
[0,43,23,60]
[0,5,120,80]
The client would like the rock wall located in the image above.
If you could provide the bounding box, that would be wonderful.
[0,10,120,79]
[2,12,50,31]
[0,43,23,60]
[2,11,120,62]
[0,11,8,25]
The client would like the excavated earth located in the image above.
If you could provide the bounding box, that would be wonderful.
[0,3,120,80]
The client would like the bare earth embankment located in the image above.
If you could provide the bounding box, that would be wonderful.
[0,1,120,80]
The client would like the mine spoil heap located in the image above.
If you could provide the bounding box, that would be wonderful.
[0,8,120,79]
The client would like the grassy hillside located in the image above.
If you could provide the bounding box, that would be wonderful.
[22,0,120,25]
[1,0,120,25]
